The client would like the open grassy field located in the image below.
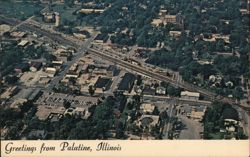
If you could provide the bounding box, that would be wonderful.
[51,4,79,22]
[33,3,81,25]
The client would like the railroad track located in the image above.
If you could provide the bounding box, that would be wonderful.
[0,15,77,47]
[88,49,214,96]
[2,15,249,111]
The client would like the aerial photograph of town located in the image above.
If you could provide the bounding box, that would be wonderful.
[0,0,249,141]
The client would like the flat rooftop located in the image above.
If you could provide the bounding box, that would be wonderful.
[94,77,112,89]
[118,73,136,91]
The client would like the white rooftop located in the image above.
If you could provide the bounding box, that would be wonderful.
[181,91,200,97]
[18,40,29,46]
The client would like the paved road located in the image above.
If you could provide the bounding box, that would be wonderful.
[234,106,249,137]
[2,15,250,112]
[0,15,230,99]
[0,15,97,92]
[142,95,212,106]
[87,47,250,113]
[162,99,176,139]
[0,15,78,47]
[102,44,180,82]
[46,34,98,91]
[88,48,217,98]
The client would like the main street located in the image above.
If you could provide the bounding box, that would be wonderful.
[46,33,98,91]
[162,98,176,139]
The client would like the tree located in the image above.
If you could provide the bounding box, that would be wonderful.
[152,107,160,115]
[63,100,71,109]
[233,86,244,100]
[203,102,240,139]
[27,117,42,130]
[127,102,134,110]
[6,126,19,140]
[237,128,248,139]
[116,122,125,139]
[136,75,142,86]
[129,110,137,122]
[159,110,169,122]
[153,82,159,89]
[5,75,18,84]
[64,0,74,7]
[88,85,95,96]
[132,95,141,109]
[92,97,115,139]
[0,108,23,128]
[19,101,33,113]
[167,85,181,97]
[160,81,169,88]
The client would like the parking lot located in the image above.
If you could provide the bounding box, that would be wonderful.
[178,116,203,139]
[36,92,99,108]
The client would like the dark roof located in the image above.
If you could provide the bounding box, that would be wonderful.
[193,105,206,112]
[107,65,119,76]
[28,88,42,101]
[143,85,155,95]
[222,107,239,121]
[94,33,108,41]
[118,73,136,91]
[94,77,112,89]
[107,65,116,71]
[30,61,42,69]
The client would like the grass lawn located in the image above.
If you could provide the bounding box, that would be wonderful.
[51,4,79,23]
[33,3,102,27]
[0,0,44,20]
[33,3,80,25]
